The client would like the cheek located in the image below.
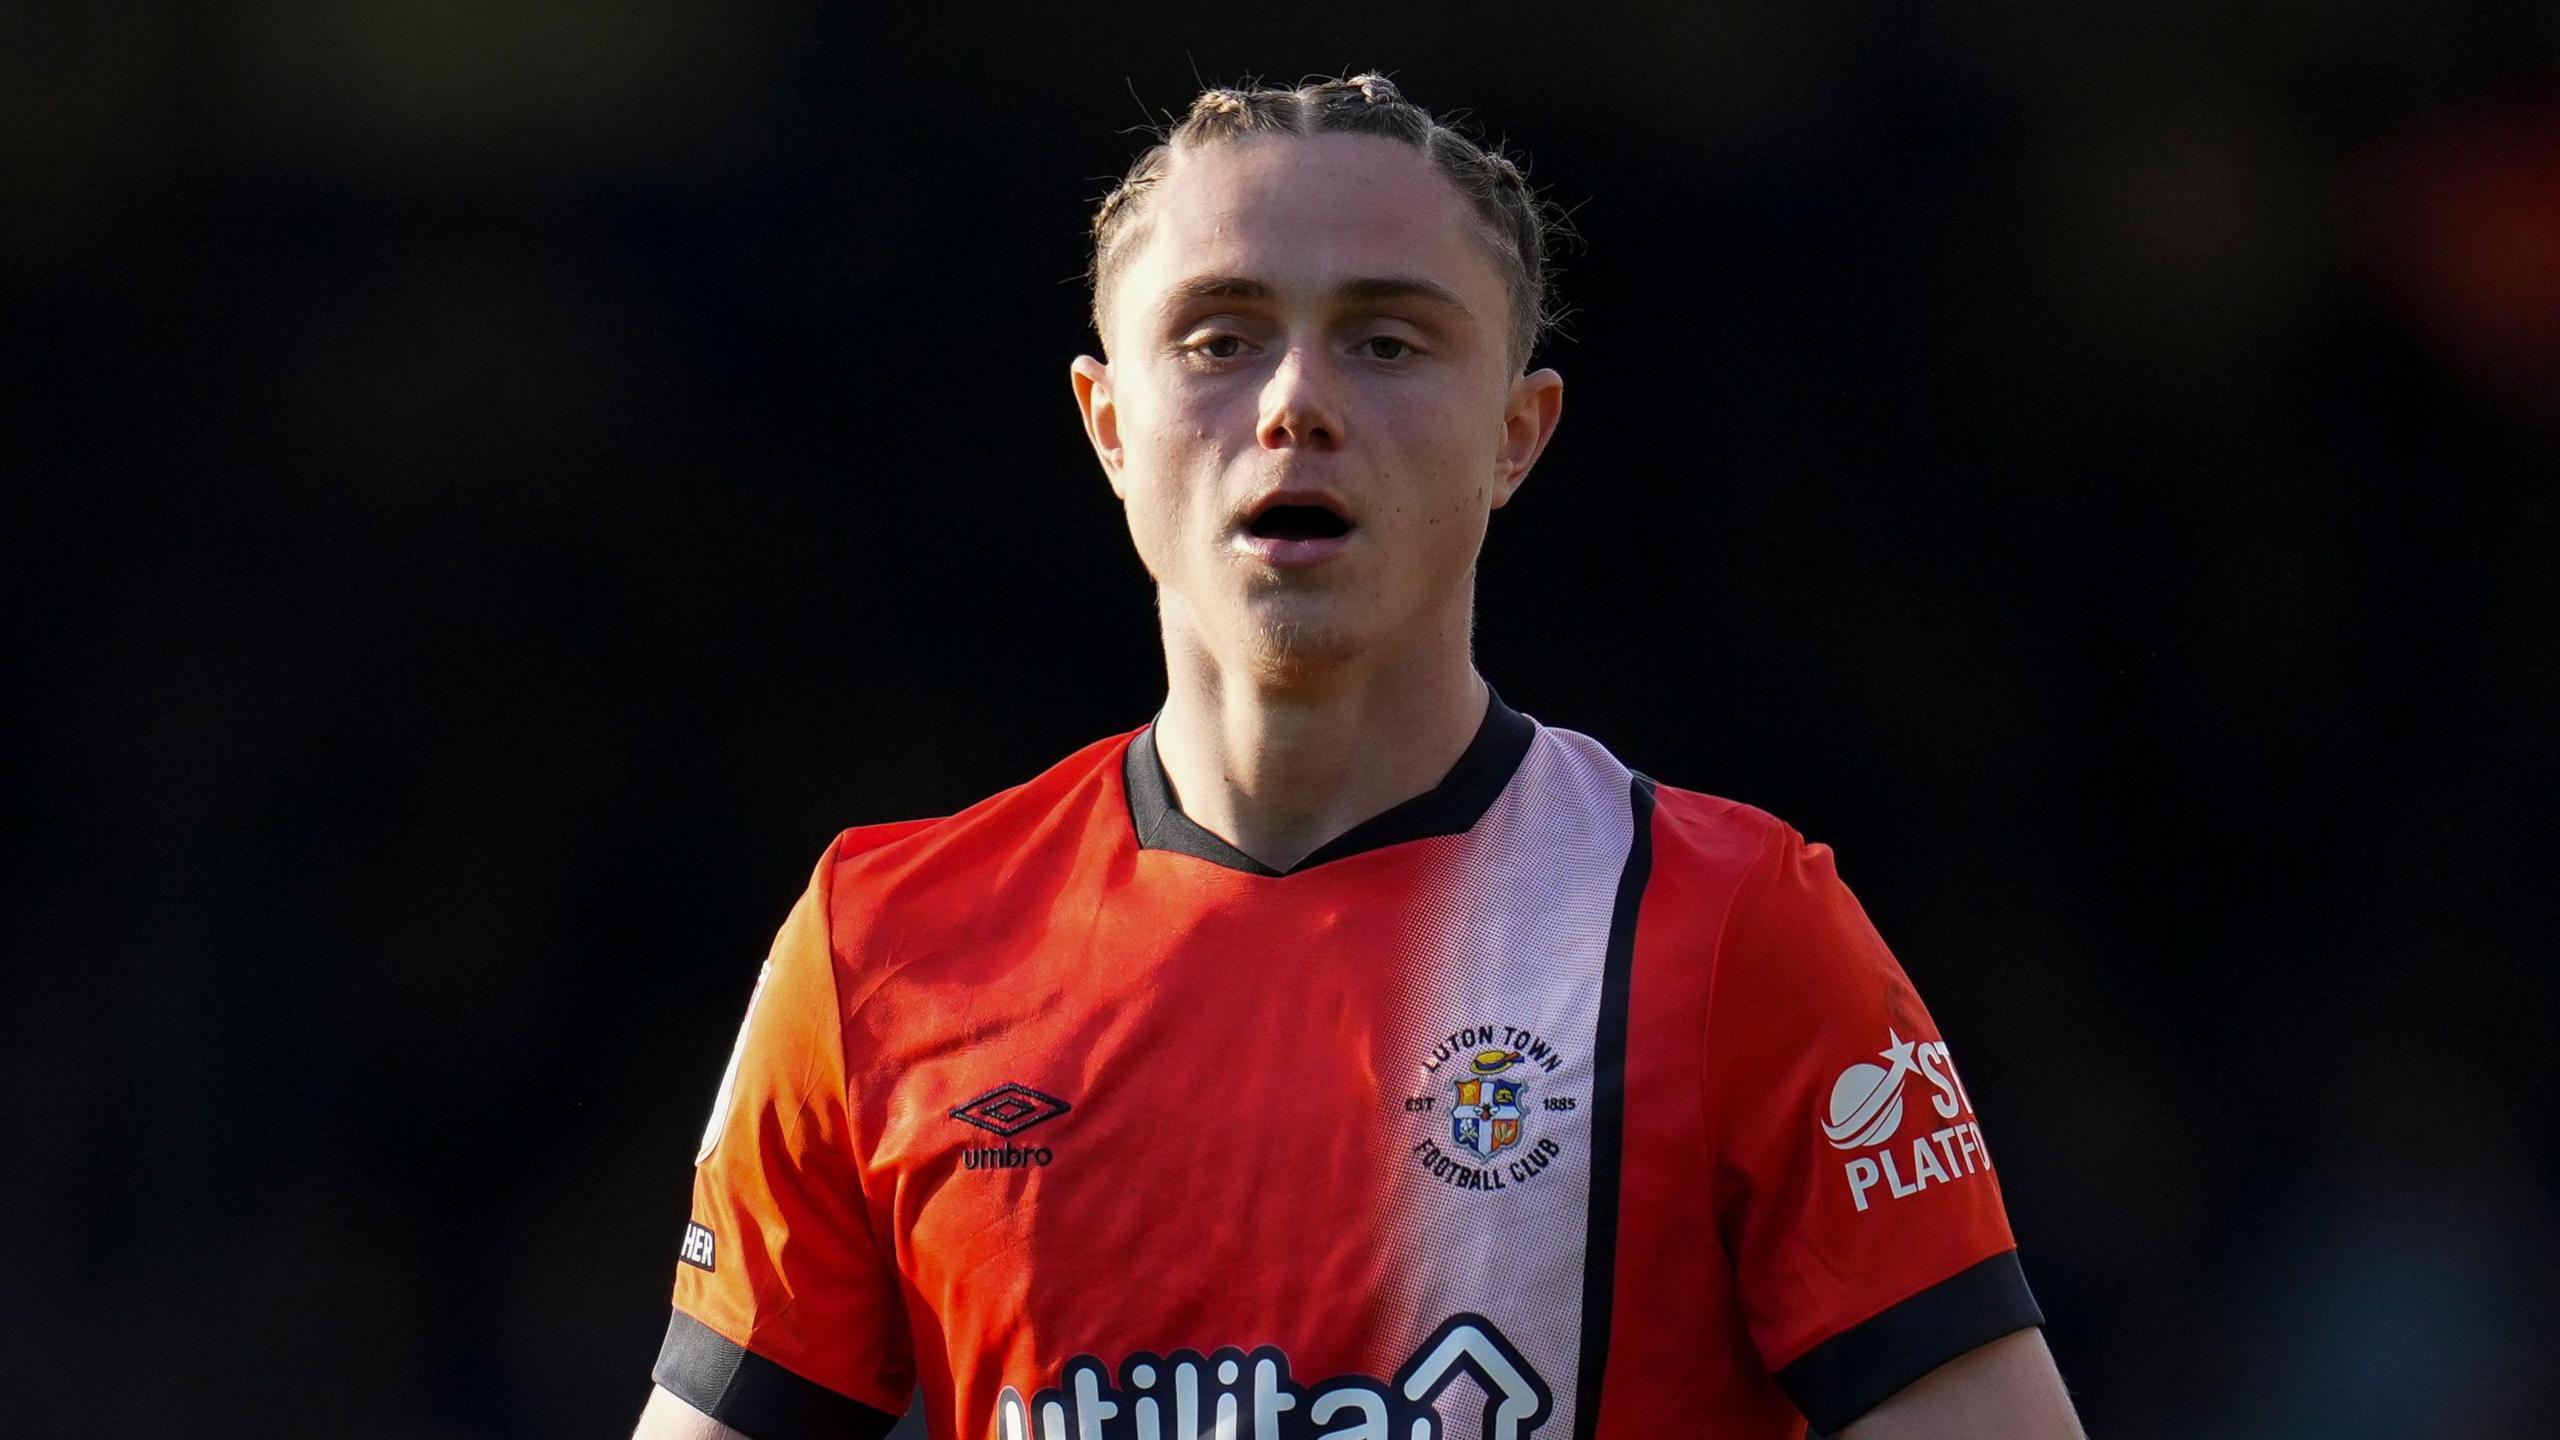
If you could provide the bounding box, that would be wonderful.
[1415,425,1496,524]
[1395,438,1498,579]
[1115,467,1206,581]
[1122,370,1216,462]
[1124,418,1229,532]
[1119,470,1177,537]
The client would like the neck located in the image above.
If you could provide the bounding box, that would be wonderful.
[1150,603,1489,872]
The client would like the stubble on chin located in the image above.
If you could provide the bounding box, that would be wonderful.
[1243,617,1317,684]
[1239,595,1364,687]
[1155,557,1375,688]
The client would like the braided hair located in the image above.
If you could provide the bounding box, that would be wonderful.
[1089,73,1564,374]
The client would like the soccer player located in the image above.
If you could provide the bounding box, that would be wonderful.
[633,74,2086,1440]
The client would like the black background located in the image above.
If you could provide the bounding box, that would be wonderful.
[8,5,2557,1437]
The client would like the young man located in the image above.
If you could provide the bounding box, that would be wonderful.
[634,75,2085,1440]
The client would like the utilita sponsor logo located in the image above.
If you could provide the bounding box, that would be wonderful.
[1822,1028,1994,1212]
[995,1314,1551,1440]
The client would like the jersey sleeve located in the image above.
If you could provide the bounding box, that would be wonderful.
[1704,826,2043,1434]
[652,839,913,1440]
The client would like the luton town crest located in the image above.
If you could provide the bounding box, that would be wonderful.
[1406,1024,1572,1193]
[1450,1048,1528,1160]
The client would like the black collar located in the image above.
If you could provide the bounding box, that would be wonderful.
[1123,688,1537,876]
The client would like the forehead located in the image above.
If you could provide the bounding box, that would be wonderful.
[1115,132,1505,322]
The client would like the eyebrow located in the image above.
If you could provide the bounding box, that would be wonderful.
[1154,273,1474,321]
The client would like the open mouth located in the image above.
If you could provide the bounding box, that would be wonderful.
[1246,503,1353,542]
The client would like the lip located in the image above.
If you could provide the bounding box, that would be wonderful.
[1232,531,1355,568]
[1232,485,1358,569]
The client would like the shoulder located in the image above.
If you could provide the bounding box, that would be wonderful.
[1643,778,1799,885]
[1513,721,1808,934]
[808,728,1140,986]
[1524,723,1795,870]
[1546,732,1876,1003]
[1629,780,1919,1056]
[1639,778,1883,952]
[817,727,1137,884]
[1619,779,1810,994]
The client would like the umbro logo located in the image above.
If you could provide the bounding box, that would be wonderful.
[952,1083,1071,1172]
[950,1083,1071,1137]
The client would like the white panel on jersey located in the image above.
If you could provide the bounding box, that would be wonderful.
[1379,725,1635,1440]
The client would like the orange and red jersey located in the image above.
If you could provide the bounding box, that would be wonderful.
[654,695,2040,1439]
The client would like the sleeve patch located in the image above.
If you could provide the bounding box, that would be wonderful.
[678,1221,716,1272]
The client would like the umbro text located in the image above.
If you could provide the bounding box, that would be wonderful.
[964,1143,1054,1171]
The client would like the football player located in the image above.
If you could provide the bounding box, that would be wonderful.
[634,73,2084,1440]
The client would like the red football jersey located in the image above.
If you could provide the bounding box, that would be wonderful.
[655,695,2039,1439]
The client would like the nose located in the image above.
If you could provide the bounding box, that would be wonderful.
[1257,344,1345,452]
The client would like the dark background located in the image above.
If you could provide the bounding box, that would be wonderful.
[8,4,2557,1436]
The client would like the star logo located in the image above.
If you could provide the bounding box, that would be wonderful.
[1822,1028,1925,1151]
[1877,1029,1918,1081]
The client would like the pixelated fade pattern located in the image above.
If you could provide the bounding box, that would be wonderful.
[1378,724,1633,1440]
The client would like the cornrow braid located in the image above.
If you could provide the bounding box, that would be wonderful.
[1088,73,1564,374]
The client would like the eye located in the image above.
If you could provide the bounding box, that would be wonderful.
[1179,331,1249,363]
[1364,335,1415,360]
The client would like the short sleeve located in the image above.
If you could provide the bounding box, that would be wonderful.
[1704,827,2043,1434]
[652,841,913,1440]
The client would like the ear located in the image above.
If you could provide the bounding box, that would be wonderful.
[1490,367,1564,509]
[1070,354,1127,499]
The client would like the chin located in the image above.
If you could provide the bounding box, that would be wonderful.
[1237,611,1367,684]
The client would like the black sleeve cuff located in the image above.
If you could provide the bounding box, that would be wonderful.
[1776,1249,2045,1436]
[653,1309,903,1440]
